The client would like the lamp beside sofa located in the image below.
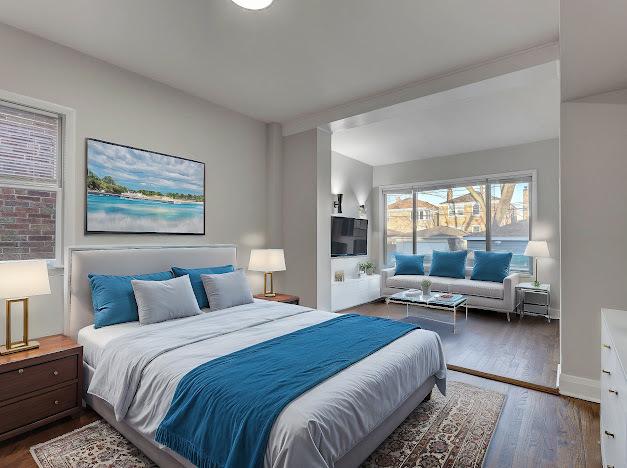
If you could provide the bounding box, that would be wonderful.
[381,250,522,321]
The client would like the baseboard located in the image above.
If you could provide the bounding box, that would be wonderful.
[558,372,600,403]
[549,307,560,319]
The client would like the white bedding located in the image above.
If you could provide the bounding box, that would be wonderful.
[84,300,446,468]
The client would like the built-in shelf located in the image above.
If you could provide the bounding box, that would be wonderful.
[331,274,381,312]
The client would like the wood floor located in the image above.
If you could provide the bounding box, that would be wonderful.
[0,370,600,468]
[346,300,560,388]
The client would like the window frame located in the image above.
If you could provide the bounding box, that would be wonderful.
[0,90,76,268]
[381,170,536,273]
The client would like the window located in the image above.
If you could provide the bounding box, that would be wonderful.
[383,174,532,272]
[384,191,413,265]
[0,102,62,262]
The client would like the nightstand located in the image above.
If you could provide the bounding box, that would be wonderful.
[0,334,83,442]
[253,293,300,305]
[516,282,551,322]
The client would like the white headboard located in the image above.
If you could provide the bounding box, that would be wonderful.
[64,245,237,339]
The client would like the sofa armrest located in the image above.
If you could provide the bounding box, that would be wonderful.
[503,272,522,310]
[381,267,396,289]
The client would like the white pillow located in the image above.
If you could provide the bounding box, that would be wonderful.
[132,275,201,325]
[201,269,254,311]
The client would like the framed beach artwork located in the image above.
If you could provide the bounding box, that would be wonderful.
[85,139,205,234]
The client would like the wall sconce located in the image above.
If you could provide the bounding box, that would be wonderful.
[333,194,343,214]
[359,204,367,218]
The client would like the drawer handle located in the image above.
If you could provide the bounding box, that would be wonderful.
[54,400,59,405]
[604,430,615,438]
[602,369,611,375]
[602,344,612,350]
[53,370,59,376]
[18,368,24,374]
[609,389,619,395]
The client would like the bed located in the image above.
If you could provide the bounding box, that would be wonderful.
[66,245,446,468]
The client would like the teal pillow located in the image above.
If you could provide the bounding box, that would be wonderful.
[471,251,513,282]
[172,265,234,308]
[394,254,425,275]
[429,250,468,279]
[89,271,174,328]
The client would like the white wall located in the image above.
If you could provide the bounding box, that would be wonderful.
[0,24,267,343]
[373,139,561,314]
[331,151,374,279]
[559,89,627,401]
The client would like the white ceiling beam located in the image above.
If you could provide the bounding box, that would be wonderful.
[281,41,558,136]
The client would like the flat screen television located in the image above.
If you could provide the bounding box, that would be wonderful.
[331,216,368,257]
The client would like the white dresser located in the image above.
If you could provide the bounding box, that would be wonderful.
[601,308,627,468]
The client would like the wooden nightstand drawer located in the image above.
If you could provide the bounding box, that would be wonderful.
[0,383,77,434]
[0,355,77,402]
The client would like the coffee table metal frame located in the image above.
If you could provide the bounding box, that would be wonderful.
[385,292,468,334]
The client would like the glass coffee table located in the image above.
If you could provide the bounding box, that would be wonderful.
[386,290,468,334]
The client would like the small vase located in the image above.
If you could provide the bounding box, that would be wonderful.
[421,286,431,296]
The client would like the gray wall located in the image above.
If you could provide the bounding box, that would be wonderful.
[282,128,332,310]
[331,151,374,278]
[0,24,267,343]
[560,88,627,397]
[373,139,561,314]
[282,130,319,307]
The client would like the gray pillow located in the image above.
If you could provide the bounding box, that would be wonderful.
[132,275,201,325]
[201,269,254,311]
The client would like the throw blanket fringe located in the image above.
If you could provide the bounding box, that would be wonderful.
[155,314,419,468]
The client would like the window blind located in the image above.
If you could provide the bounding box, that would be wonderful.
[0,103,60,186]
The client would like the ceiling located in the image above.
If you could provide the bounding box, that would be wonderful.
[331,62,560,166]
[0,0,558,123]
[560,0,627,100]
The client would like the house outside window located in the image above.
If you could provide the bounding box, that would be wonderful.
[0,101,63,262]
[384,175,532,271]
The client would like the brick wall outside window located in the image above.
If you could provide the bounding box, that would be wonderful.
[0,187,56,260]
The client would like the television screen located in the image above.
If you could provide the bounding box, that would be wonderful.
[331,216,368,257]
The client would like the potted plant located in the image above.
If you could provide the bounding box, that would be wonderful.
[420,278,432,296]
[358,260,376,276]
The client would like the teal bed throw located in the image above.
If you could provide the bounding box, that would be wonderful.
[155,314,418,468]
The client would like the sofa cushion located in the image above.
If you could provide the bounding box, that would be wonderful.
[429,250,468,279]
[386,275,504,300]
[447,278,504,300]
[470,251,512,283]
[394,254,425,275]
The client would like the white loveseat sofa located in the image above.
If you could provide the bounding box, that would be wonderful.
[381,265,521,318]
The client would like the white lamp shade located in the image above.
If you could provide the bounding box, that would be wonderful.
[524,240,550,258]
[0,260,51,299]
[248,249,286,272]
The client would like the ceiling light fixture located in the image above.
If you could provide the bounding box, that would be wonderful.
[232,0,273,10]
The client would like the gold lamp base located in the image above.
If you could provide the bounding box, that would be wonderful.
[1,297,39,356]
[263,272,276,297]
[0,340,39,355]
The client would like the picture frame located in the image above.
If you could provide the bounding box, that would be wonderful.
[85,139,205,235]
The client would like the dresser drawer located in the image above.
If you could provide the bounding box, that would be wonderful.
[0,383,77,435]
[0,355,77,402]
[601,413,627,468]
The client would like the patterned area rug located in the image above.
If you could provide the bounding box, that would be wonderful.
[30,382,504,468]
[363,382,506,467]
[30,421,156,468]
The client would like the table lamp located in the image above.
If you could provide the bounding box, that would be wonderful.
[0,260,51,355]
[523,240,550,288]
[248,249,286,297]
